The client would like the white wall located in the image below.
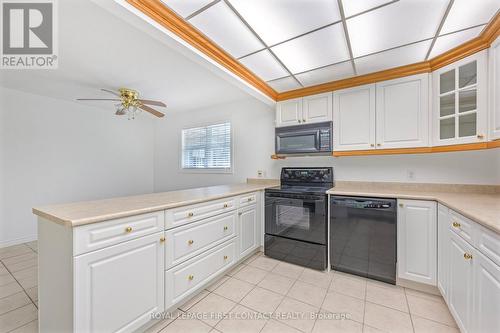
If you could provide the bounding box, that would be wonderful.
[0,87,155,247]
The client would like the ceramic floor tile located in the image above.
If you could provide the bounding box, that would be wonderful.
[257,273,295,295]
[365,283,408,312]
[275,297,319,333]
[5,259,37,273]
[272,262,304,280]
[242,253,261,265]
[0,292,31,316]
[412,315,460,333]
[25,242,37,253]
[247,257,279,271]
[0,303,38,333]
[363,302,413,333]
[178,290,209,312]
[9,319,38,333]
[0,265,8,276]
[261,319,302,333]
[188,292,236,327]
[225,264,245,277]
[0,246,32,260]
[206,276,229,292]
[406,291,456,327]
[11,267,37,281]
[404,288,445,303]
[145,310,182,333]
[312,316,363,333]
[362,324,385,333]
[0,274,16,287]
[0,282,23,299]
[160,317,211,333]
[240,286,284,314]
[25,287,37,302]
[214,304,267,333]
[213,277,254,303]
[329,273,366,300]
[17,276,37,290]
[233,265,268,285]
[1,253,37,267]
[321,291,365,323]
[298,269,333,290]
[287,280,327,308]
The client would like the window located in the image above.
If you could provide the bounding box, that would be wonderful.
[181,122,232,171]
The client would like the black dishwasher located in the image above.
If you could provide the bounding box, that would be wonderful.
[330,196,397,284]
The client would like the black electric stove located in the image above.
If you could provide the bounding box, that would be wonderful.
[264,167,333,270]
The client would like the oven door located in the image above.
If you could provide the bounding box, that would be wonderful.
[275,129,320,154]
[265,192,327,245]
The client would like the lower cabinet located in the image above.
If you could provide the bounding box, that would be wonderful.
[238,204,259,259]
[437,204,449,297]
[397,199,437,285]
[473,250,500,333]
[74,232,165,333]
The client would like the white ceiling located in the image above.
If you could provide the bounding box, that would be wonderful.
[0,0,255,114]
[162,0,500,92]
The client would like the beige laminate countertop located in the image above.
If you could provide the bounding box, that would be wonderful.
[327,186,500,234]
[33,183,277,227]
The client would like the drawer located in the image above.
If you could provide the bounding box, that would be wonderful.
[165,240,236,307]
[165,211,237,268]
[476,225,500,267]
[73,212,164,256]
[165,197,237,229]
[449,210,476,244]
[239,192,258,208]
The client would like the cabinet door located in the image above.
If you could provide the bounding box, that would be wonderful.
[437,204,450,299]
[276,98,302,127]
[376,74,429,149]
[397,200,437,285]
[302,92,332,124]
[448,232,474,332]
[333,84,376,151]
[489,37,500,140]
[74,232,165,333]
[238,206,258,259]
[473,250,500,333]
[433,51,488,146]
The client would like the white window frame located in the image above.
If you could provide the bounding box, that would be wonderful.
[179,121,234,174]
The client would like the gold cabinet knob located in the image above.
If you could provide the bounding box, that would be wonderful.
[247,198,252,202]
[125,227,133,233]
[303,119,306,123]
[223,226,228,231]
[452,221,461,228]
[188,212,194,217]
[399,203,404,207]
[188,239,194,245]
[370,144,375,147]
[463,253,473,260]
[224,255,228,260]
[377,143,381,147]
[223,203,228,208]
[188,274,194,280]
[477,134,484,139]
[160,237,166,243]
[298,119,302,123]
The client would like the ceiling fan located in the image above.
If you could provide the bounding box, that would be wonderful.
[77,88,166,119]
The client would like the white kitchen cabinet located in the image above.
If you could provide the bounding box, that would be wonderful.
[448,231,475,332]
[473,249,500,333]
[437,204,450,298]
[432,51,488,146]
[333,84,376,151]
[302,92,332,124]
[376,74,429,149]
[489,37,500,140]
[238,205,258,259]
[397,200,437,285]
[74,232,165,333]
[276,98,302,127]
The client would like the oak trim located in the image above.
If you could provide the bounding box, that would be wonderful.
[487,140,500,149]
[125,0,278,100]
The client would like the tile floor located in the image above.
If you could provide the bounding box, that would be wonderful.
[0,244,459,333]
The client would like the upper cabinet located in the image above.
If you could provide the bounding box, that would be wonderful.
[376,74,429,149]
[489,37,500,140]
[276,93,332,127]
[432,51,488,146]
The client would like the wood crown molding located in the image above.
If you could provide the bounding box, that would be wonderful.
[125,0,278,100]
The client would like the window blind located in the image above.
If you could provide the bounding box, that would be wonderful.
[181,122,232,169]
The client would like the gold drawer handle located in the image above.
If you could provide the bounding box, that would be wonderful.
[160,237,166,243]
[477,134,484,139]
[223,203,228,208]
[247,198,253,202]
[452,222,461,228]
[464,253,473,260]
[223,226,228,231]
[224,255,228,260]
[187,212,194,217]
[125,227,133,233]
[399,203,403,207]
[188,275,194,280]
[188,240,194,245]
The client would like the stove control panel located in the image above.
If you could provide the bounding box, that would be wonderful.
[281,167,333,183]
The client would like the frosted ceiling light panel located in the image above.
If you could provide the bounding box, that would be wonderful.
[342,0,395,18]
[230,0,341,46]
[271,23,350,74]
[239,50,288,81]
[429,26,485,58]
[189,1,264,58]
[347,0,448,57]
[354,40,432,75]
[440,0,499,34]
[161,0,213,18]
[267,76,301,92]
[296,61,355,87]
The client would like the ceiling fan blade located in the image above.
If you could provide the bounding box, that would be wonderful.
[138,99,166,107]
[139,104,165,118]
[77,98,121,101]
[101,88,120,97]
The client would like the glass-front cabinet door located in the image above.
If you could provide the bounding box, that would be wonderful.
[433,51,487,146]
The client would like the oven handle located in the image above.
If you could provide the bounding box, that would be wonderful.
[265,193,325,202]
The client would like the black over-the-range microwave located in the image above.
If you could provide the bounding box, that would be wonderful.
[275,121,332,155]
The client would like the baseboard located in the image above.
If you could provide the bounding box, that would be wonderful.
[397,277,441,295]
[0,234,37,248]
